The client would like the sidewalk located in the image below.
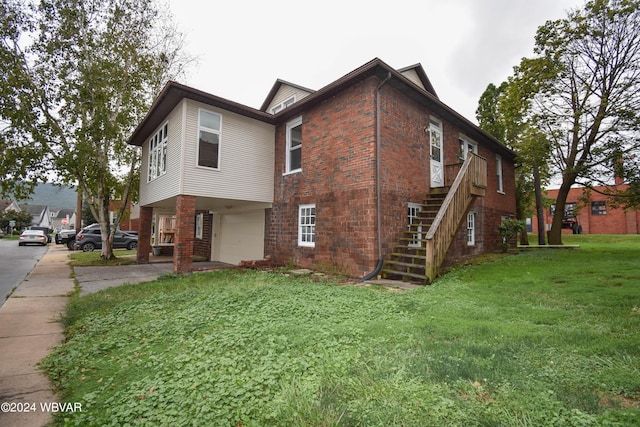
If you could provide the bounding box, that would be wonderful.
[0,245,74,427]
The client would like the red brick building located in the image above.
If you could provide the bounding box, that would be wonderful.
[128,58,516,282]
[530,183,640,235]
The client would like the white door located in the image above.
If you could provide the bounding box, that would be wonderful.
[218,211,265,264]
[430,118,444,187]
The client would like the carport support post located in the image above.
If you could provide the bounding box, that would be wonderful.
[174,195,195,273]
[137,206,153,264]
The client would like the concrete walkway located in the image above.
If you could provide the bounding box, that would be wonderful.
[0,245,74,427]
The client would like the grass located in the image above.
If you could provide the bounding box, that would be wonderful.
[68,250,137,267]
[42,235,640,426]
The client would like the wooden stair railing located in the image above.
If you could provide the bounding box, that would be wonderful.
[424,153,486,283]
[380,153,487,285]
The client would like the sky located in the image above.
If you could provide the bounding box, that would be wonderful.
[167,0,585,124]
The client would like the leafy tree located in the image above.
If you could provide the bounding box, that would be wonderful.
[0,209,32,233]
[477,72,553,245]
[0,0,190,258]
[525,0,640,244]
[82,201,97,227]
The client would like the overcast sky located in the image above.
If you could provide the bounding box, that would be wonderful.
[168,0,584,124]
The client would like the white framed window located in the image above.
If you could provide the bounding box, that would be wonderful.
[298,204,315,247]
[459,136,478,160]
[198,109,222,169]
[467,212,476,246]
[271,96,295,114]
[286,116,303,173]
[147,122,168,182]
[408,202,423,248]
[195,213,204,239]
[496,155,504,193]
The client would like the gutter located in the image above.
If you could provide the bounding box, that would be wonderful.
[358,71,392,282]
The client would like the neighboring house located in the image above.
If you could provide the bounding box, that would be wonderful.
[530,181,640,235]
[51,209,77,232]
[128,58,516,283]
[109,199,139,232]
[22,204,53,229]
[0,199,21,213]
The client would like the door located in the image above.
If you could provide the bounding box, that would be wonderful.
[430,118,444,187]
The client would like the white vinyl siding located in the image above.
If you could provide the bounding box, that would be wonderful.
[181,100,275,203]
[399,69,427,91]
[266,85,312,113]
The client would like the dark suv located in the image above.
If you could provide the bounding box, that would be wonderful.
[74,228,138,252]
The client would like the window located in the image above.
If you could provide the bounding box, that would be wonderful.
[148,122,168,181]
[286,116,303,173]
[459,136,477,160]
[408,202,422,247]
[591,201,607,215]
[271,96,295,114]
[298,204,315,247]
[198,109,221,169]
[429,118,442,162]
[195,213,204,239]
[467,212,476,246]
[496,155,504,193]
[550,203,576,218]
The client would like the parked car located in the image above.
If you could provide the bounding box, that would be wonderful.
[19,229,48,246]
[55,229,78,249]
[74,228,138,252]
[56,224,104,250]
[28,226,52,243]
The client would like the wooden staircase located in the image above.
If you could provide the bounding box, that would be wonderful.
[381,153,487,285]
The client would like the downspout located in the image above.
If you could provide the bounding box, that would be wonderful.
[358,71,392,282]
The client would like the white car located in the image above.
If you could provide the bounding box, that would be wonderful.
[19,229,48,246]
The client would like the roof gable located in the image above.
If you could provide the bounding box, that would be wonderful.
[397,64,438,98]
[260,79,315,112]
[129,58,513,158]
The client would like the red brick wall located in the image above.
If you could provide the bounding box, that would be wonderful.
[193,210,212,260]
[175,195,195,273]
[531,185,640,235]
[136,206,153,264]
[266,75,517,277]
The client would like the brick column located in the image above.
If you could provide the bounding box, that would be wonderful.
[137,206,153,264]
[174,195,195,274]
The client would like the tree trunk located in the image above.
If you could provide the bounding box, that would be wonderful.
[548,178,575,245]
[533,162,546,245]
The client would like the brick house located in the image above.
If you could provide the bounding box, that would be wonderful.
[128,58,516,283]
[530,182,640,235]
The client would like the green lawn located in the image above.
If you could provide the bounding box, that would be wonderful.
[43,235,640,426]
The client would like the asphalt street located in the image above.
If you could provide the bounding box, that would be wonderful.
[0,238,49,306]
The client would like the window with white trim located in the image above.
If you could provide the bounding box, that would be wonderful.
[459,136,477,160]
[148,122,168,182]
[496,155,504,193]
[298,204,315,247]
[271,96,295,114]
[467,212,476,246]
[408,202,422,248]
[195,213,204,239]
[198,109,222,169]
[286,116,303,173]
